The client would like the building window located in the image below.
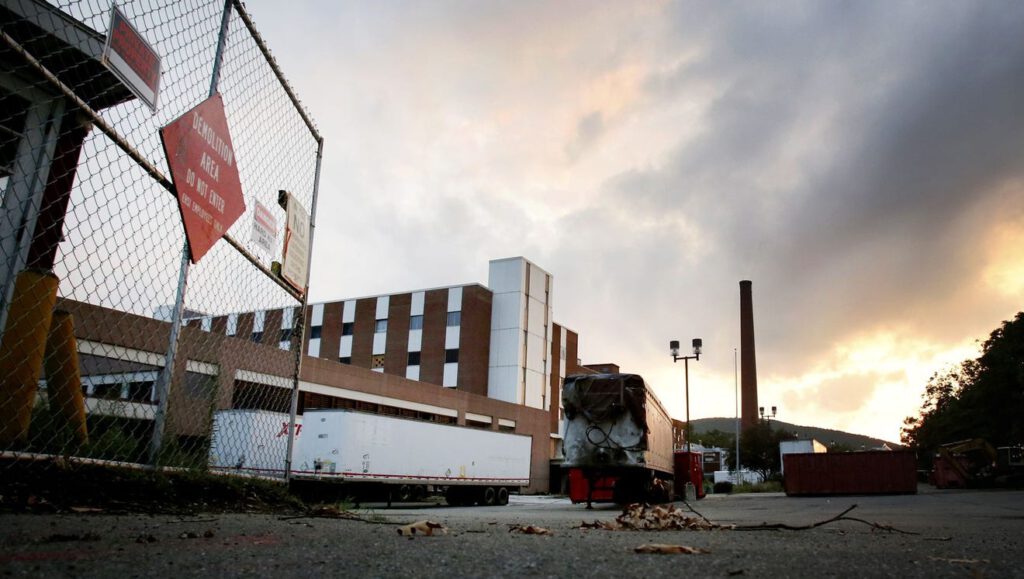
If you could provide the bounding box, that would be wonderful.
[407,351,421,366]
[445,349,459,364]
[251,331,263,343]
[409,315,423,330]
[310,326,322,339]
[279,328,293,343]
[371,354,385,369]
[375,319,387,333]
[446,311,461,327]
[126,381,155,403]
[339,357,351,365]
[342,322,354,336]
[93,382,122,400]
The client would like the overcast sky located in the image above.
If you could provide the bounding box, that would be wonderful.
[245,0,1024,443]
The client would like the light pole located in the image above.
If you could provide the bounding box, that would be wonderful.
[734,347,740,474]
[759,405,777,424]
[670,338,702,453]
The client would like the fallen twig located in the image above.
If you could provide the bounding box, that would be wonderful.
[732,505,919,535]
[278,505,402,525]
[680,499,715,526]
[733,504,858,531]
[168,518,218,524]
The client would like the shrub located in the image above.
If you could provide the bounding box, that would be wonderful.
[731,481,783,494]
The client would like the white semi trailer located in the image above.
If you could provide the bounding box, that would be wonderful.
[208,409,302,476]
[291,409,532,506]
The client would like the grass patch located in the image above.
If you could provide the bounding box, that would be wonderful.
[731,481,784,494]
[0,458,305,515]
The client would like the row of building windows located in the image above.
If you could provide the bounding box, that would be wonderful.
[373,312,460,334]
[338,349,459,367]
[248,329,292,346]
[327,312,463,338]
[219,310,463,345]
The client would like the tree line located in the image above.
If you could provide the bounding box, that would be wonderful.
[901,312,1024,456]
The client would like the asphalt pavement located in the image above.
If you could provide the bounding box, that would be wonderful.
[1,486,1021,577]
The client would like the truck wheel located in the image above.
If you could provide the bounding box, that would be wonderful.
[397,484,413,502]
[481,486,497,506]
[497,487,509,506]
[412,485,427,501]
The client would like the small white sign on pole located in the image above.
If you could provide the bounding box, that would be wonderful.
[102,4,161,112]
[251,201,278,255]
[281,192,309,292]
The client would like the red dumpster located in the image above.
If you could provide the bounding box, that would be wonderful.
[783,450,917,495]
[673,451,706,499]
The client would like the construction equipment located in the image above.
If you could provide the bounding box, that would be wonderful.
[930,438,997,489]
[995,446,1024,487]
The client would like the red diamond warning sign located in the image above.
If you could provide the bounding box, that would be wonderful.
[160,94,245,263]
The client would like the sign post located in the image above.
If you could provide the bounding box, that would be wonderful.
[151,89,242,463]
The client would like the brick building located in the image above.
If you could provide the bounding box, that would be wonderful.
[72,257,591,492]
[189,257,586,412]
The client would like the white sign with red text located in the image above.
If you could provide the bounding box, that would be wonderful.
[280,192,310,292]
[251,201,278,255]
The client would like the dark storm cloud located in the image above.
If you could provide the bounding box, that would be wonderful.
[593,1,1024,367]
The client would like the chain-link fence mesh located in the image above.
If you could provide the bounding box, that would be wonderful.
[0,0,321,478]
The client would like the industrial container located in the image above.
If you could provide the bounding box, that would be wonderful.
[673,451,707,499]
[783,450,917,496]
[292,409,532,506]
[208,409,302,476]
[562,373,674,504]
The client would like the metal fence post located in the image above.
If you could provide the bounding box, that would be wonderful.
[149,0,234,465]
[285,137,323,480]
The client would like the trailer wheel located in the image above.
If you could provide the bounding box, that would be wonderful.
[481,486,497,506]
[496,487,509,506]
[397,484,413,502]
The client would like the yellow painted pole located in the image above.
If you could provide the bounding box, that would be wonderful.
[44,310,87,445]
[0,269,59,446]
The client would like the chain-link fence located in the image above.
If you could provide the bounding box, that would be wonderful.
[0,0,321,479]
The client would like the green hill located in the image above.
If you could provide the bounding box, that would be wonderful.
[690,417,900,450]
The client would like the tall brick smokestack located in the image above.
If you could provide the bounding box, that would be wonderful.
[740,280,759,430]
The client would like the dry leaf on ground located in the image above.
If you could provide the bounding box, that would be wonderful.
[634,543,711,555]
[397,520,447,537]
[508,524,553,535]
[616,503,731,531]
